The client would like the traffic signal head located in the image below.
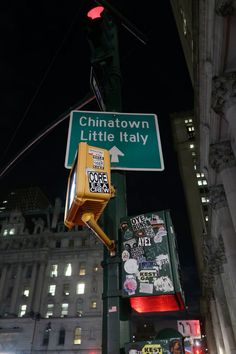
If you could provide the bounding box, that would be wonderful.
[64,142,112,229]
[86,5,117,65]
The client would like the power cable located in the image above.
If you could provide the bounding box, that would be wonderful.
[0,93,95,179]
[2,4,83,160]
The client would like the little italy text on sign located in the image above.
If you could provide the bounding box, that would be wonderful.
[65,111,164,171]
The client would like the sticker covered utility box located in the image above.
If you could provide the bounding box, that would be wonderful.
[125,338,184,354]
[120,210,185,312]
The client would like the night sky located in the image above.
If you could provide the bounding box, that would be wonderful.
[0,1,199,314]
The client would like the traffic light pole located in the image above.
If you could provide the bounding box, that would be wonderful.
[102,172,128,354]
[100,16,129,354]
[86,6,130,352]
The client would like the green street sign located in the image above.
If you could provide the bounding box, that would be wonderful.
[65,111,164,171]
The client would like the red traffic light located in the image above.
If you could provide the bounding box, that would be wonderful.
[87,6,104,20]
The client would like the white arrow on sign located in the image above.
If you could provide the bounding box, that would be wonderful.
[109,146,125,163]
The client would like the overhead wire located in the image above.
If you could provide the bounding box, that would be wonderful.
[1,3,84,161]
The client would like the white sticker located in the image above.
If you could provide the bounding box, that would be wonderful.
[89,148,104,169]
[124,259,139,274]
[139,282,153,294]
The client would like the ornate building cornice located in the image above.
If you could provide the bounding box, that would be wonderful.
[209,184,227,209]
[211,71,236,115]
[209,141,236,172]
[215,0,235,16]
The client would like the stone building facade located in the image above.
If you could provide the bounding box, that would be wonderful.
[170,1,236,353]
[0,188,103,353]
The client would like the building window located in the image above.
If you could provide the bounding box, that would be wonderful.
[50,264,58,277]
[26,265,33,279]
[74,327,82,345]
[6,286,13,299]
[91,301,97,309]
[61,303,69,317]
[63,283,70,296]
[46,304,54,318]
[11,266,17,279]
[48,284,56,296]
[68,239,74,248]
[58,328,65,345]
[77,283,85,294]
[55,240,61,248]
[93,264,99,272]
[42,323,51,345]
[77,301,83,317]
[3,229,8,236]
[88,327,95,340]
[19,304,27,317]
[9,228,16,235]
[64,263,72,276]
[23,288,30,297]
[79,262,86,276]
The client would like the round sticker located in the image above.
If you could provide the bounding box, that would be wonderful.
[124,259,138,274]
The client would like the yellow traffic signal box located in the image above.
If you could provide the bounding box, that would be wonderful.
[64,142,112,229]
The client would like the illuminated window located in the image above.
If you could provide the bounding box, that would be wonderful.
[79,262,86,275]
[9,228,15,235]
[203,180,207,185]
[91,301,97,309]
[61,303,69,317]
[187,126,195,133]
[190,144,194,149]
[23,288,29,297]
[74,327,82,345]
[64,263,72,276]
[196,173,200,178]
[48,284,56,296]
[201,197,209,203]
[198,180,202,186]
[63,284,70,296]
[77,283,85,294]
[3,229,8,236]
[46,304,54,318]
[19,304,27,317]
[205,216,209,222]
[50,264,58,277]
